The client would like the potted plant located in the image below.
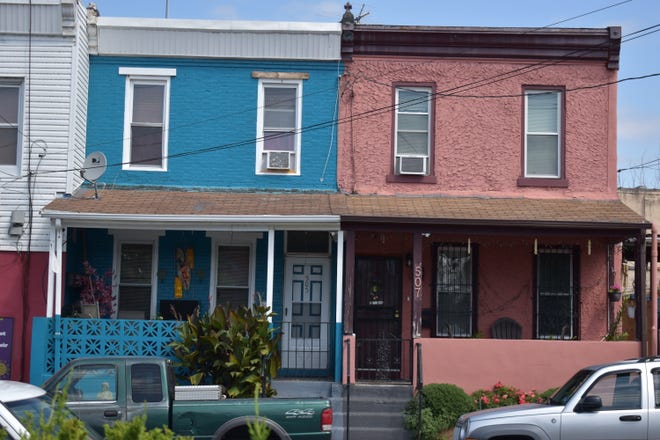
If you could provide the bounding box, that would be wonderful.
[608,284,622,302]
[73,261,115,318]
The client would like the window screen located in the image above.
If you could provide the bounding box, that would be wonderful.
[217,246,250,308]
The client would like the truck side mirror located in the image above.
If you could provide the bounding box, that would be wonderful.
[575,395,602,412]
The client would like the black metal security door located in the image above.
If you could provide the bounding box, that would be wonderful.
[354,257,404,380]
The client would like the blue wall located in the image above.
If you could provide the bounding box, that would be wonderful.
[87,56,341,191]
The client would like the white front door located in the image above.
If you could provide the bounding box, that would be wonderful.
[281,256,330,371]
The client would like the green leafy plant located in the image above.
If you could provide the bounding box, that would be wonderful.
[247,385,271,440]
[404,383,475,440]
[104,414,192,440]
[169,302,281,398]
[20,389,89,440]
[604,304,629,341]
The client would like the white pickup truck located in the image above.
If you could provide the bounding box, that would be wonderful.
[453,357,660,440]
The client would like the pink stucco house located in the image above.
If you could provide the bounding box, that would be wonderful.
[336,6,651,393]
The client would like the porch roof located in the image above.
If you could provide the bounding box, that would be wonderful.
[42,188,649,235]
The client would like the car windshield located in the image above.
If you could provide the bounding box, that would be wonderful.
[5,394,101,440]
[549,368,594,405]
[5,395,54,425]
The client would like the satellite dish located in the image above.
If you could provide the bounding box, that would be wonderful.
[81,152,107,182]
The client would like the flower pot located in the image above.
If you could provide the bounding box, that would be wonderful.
[608,290,621,302]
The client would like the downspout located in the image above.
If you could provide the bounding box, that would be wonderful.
[637,230,648,356]
[652,223,658,356]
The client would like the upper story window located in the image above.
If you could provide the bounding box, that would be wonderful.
[520,88,566,186]
[394,87,431,176]
[0,81,23,174]
[255,77,303,175]
[119,68,176,171]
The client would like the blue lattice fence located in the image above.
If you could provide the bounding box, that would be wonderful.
[30,317,181,384]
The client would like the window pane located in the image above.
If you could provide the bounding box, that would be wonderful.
[527,92,558,132]
[120,244,152,283]
[398,89,429,112]
[397,132,428,155]
[217,287,249,308]
[117,286,150,317]
[131,364,163,403]
[286,231,329,254]
[436,245,472,337]
[131,126,163,165]
[218,246,249,287]
[264,108,295,129]
[264,131,295,151]
[133,84,164,124]
[527,135,558,176]
[398,113,428,131]
[0,128,17,165]
[0,86,19,124]
[265,87,296,110]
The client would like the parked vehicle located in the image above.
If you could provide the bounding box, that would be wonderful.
[0,380,101,439]
[42,356,333,439]
[453,357,660,440]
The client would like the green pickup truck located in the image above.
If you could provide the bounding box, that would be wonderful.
[42,356,332,440]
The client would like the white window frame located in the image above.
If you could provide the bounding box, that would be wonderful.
[119,67,175,172]
[110,230,161,319]
[255,79,302,175]
[394,86,431,176]
[208,232,259,311]
[0,80,24,175]
[524,89,561,178]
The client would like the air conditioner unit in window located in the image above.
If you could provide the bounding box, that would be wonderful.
[266,151,292,170]
[397,156,427,175]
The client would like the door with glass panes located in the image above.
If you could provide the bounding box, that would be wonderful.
[281,256,330,373]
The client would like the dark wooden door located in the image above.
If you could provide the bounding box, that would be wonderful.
[354,257,402,380]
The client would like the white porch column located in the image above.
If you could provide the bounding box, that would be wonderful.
[335,230,344,326]
[55,220,63,316]
[46,219,63,318]
[266,228,275,319]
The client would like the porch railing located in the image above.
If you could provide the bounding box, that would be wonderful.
[275,320,333,378]
[355,337,413,381]
[31,317,180,382]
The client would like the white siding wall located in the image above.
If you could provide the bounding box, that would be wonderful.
[0,0,88,252]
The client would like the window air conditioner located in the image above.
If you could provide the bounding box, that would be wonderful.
[266,151,292,170]
[397,156,427,175]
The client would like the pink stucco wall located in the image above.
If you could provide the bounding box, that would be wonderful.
[338,56,618,199]
[415,338,640,394]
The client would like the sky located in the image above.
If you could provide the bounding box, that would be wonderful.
[90,0,660,188]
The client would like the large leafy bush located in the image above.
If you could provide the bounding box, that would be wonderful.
[169,303,281,398]
[404,383,475,440]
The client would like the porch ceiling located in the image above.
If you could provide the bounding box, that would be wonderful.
[42,188,649,235]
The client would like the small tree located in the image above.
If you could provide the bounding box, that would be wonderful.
[169,302,281,398]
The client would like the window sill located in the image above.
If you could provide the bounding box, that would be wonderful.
[517,177,568,188]
[386,174,437,184]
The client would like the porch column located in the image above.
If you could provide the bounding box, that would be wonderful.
[334,230,345,382]
[636,229,648,355]
[46,219,63,318]
[343,230,355,335]
[412,232,423,338]
[652,223,658,356]
[266,228,275,318]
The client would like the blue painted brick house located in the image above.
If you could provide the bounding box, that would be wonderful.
[32,11,345,385]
